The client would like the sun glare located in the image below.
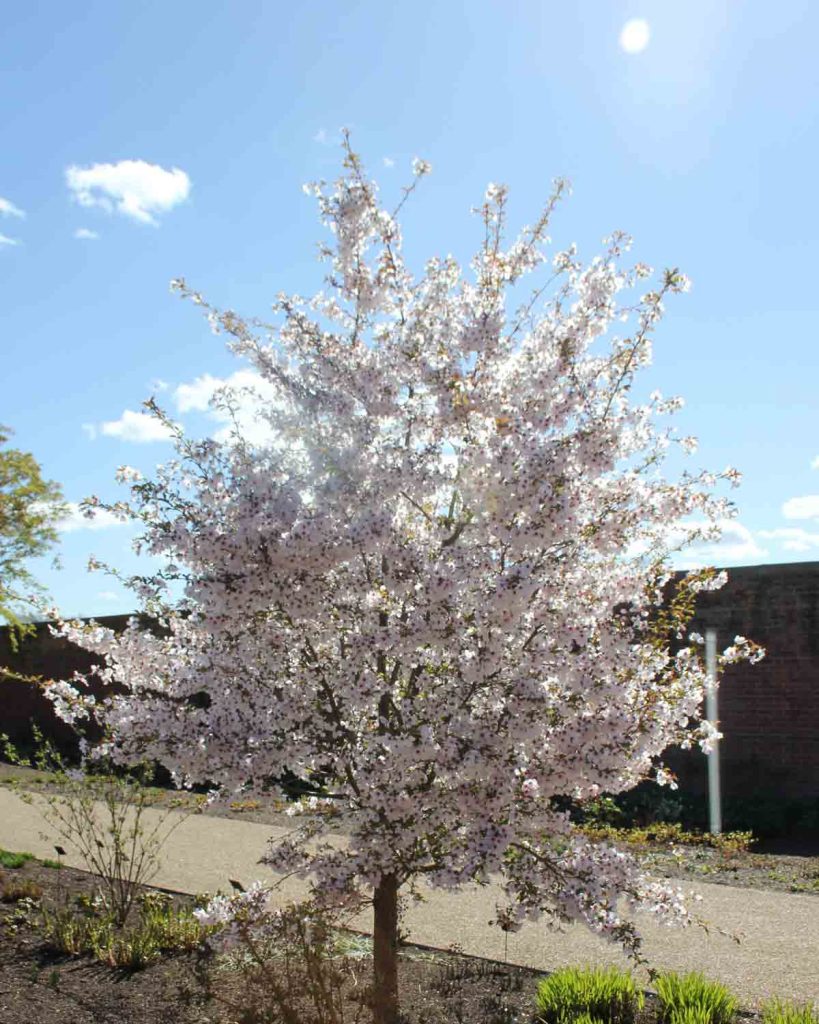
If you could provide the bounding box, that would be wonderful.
[619,18,651,55]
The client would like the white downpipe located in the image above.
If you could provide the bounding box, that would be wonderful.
[705,629,722,835]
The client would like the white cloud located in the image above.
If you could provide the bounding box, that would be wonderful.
[97,590,121,602]
[313,129,329,145]
[74,227,99,240]
[811,455,819,470]
[782,495,819,520]
[757,527,819,553]
[0,233,19,247]
[670,519,767,570]
[174,372,227,413]
[173,369,285,445]
[100,409,176,443]
[150,378,169,393]
[619,18,651,54]
[382,156,395,168]
[0,197,25,219]
[65,159,191,226]
[81,423,97,440]
[57,502,129,533]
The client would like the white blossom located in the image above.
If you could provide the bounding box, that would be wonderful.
[47,143,761,964]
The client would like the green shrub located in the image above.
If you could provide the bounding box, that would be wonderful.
[535,966,643,1024]
[577,822,753,854]
[655,971,737,1024]
[762,999,819,1024]
[40,903,113,957]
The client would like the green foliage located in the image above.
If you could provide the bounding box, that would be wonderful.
[577,780,819,840]
[762,1000,819,1024]
[535,966,643,1024]
[0,847,34,869]
[577,821,754,854]
[39,888,209,970]
[0,425,66,647]
[655,971,737,1024]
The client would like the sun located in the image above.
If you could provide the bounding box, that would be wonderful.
[619,18,651,55]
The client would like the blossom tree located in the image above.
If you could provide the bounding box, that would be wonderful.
[48,139,759,1024]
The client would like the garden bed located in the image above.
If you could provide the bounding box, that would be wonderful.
[0,853,551,1024]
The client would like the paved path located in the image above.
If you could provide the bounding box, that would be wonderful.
[1,788,816,1010]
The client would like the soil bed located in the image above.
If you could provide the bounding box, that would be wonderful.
[0,855,558,1024]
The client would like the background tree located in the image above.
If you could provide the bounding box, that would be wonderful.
[0,426,65,653]
[48,140,759,1024]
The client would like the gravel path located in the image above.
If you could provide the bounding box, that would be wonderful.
[1,786,817,1010]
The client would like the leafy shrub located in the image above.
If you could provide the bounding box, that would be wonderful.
[762,1000,819,1024]
[576,821,753,854]
[655,971,737,1024]
[535,966,643,1024]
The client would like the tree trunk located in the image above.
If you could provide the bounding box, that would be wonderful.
[372,873,399,1024]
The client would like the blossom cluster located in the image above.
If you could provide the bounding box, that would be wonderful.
[47,141,759,954]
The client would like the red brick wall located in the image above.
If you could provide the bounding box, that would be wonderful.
[0,614,146,756]
[668,561,819,801]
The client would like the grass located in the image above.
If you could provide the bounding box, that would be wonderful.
[655,972,738,1024]
[0,848,35,869]
[762,1001,819,1024]
[535,966,643,1024]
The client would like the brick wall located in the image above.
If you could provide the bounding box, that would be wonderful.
[669,561,819,803]
[0,614,150,757]
[1,562,818,802]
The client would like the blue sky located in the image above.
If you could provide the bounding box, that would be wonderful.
[2,0,818,617]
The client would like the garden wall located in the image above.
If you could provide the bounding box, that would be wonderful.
[1,561,818,807]
[669,560,819,808]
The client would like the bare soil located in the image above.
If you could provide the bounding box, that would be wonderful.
[0,856,553,1024]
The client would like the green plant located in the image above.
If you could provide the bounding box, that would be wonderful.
[0,848,34,869]
[40,902,112,956]
[575,821,754,854]
[655,971,737,1024]
[39,888,210,969]
[0,424,66,646]
[762,999,819,1024]
[535,966,643,1024]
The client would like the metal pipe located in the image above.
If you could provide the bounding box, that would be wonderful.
[705,628,722,835]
